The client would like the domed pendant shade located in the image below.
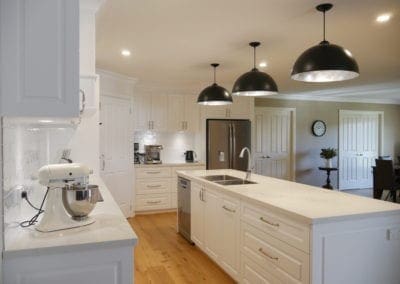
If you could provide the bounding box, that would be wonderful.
[197,63,233,106]
[291,3,359,82]
[232,42,278,96]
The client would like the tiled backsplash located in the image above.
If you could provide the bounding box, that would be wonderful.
[134,131,200,163]
[2,118,76,229]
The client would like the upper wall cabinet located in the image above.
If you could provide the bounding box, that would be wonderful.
[168,95,199,132]
[201,96,254,120]
[0,0,79,117]
[133,94,168,131]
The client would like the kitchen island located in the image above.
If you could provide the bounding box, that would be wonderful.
[177,169,400,284]
[3,176,137,284]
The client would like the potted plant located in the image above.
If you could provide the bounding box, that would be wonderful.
[320,148,337,168]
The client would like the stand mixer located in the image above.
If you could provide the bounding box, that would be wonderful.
[36,163,101,232]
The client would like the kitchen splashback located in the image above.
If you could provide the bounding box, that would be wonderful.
[134,131,200,163]
[2,118,76,230]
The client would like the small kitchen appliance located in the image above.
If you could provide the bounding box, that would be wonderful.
[184,150,196,163]
[144,145,163,164]
[36,163,102,232]
[134,142,141,164]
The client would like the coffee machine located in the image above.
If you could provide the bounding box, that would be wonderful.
[36,163,101,232]
[144,145,163,164]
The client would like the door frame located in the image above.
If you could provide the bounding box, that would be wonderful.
[254,107,296,181]
[338,110,384,190]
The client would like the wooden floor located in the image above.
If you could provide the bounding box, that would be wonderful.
[128,212,235,284]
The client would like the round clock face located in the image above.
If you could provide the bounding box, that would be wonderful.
[312,120,326,137]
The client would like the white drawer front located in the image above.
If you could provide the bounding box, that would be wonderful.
[241,223,309,284]
[242,254,285,284]
[241,202,310,252]
[136,179,170,194]
[135,193,171,211]
[136,167,171,179]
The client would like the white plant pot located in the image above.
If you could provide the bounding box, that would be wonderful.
[325,159,332,168]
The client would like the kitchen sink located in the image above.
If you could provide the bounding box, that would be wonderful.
[215,179,257,185]
[202,175,257,186]
[202,175,240,181]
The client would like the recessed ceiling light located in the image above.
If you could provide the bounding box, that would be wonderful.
[121,49,131,57]
[259,61,268,68]
[376,13,391,23]
[38,119,53,123]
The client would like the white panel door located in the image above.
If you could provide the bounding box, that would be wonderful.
[0,0,79,117]
[100,96,133,217]
[339,110,381,190]
[254,107,294,180]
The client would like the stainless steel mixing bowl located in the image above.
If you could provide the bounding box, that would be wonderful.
[62,184,102,220]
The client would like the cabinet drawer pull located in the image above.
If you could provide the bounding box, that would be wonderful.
[258,248,279,260]
[146,171,161,174]
[146,200,161,204]
[222,205,236,213]
[259,217,280,227]
[146,184,162,188]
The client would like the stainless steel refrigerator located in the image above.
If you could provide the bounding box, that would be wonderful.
[206,119,251,171]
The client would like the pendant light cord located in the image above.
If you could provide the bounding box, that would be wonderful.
[253,45,256,69]
[323,10,326,41]
[213,66,216,84]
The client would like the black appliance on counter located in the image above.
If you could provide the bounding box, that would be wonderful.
[184,150,196,163]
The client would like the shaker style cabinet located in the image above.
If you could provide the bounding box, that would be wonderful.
[0,0,80,117]
[133,94,168,131]
[201,96,254,120]
[167,95,199,132]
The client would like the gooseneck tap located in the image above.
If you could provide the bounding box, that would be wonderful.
[239,147,252,181]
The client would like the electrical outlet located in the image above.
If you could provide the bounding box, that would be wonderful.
[387,228,400,240]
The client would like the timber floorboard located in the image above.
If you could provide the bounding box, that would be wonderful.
[128,212,235,284]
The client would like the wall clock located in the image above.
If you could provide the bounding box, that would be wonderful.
[312,120,326,137]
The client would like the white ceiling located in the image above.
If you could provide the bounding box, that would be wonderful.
[96,0,400,103]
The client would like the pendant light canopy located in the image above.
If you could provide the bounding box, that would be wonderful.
[291,3,359,82]
[197,63,233,106]
[232,42,278,96]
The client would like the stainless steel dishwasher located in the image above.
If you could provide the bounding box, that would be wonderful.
[177,177,193,244]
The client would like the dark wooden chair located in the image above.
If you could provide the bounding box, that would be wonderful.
[378,155,392,160]
[374,159,400,202]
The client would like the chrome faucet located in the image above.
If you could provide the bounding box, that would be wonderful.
[239,147,252,181]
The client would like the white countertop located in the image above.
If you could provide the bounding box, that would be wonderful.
[4,176,138,258]
[177,169,400,224]
[134,161,205,168]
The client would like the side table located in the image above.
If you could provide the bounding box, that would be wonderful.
[318,167,338,189]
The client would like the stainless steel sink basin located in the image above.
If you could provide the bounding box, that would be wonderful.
[202,175,257,185]
[202,175,240,181]
[215,179,257,185]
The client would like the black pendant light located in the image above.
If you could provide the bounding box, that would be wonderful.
[291,3,359,82]
[232,42,278,96]
[197,63,233,105]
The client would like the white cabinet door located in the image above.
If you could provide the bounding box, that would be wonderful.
[151,95,168,131]
[168,95,185,131]
[0,0,79,117]
[184,95,200,132]
[133,95,151,130]
[229,97,254,119]
[219,196,240,280]
[203,188,221,261]
[191,183,204,249]
[100,96,133,217]
[201,105,228,119]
